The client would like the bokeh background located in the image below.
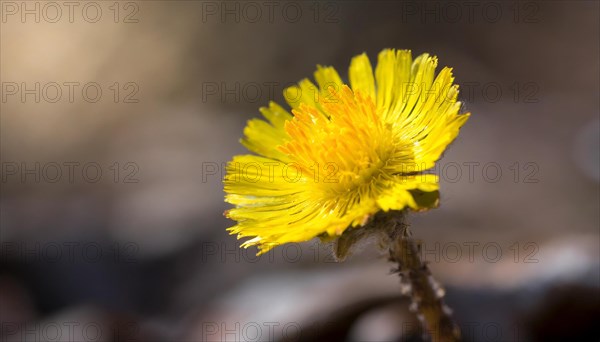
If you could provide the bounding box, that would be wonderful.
[1,1,599,341]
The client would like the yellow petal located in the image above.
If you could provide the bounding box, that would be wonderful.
[376,174,439,211]
[284,78,320,111]
[314,65,343,92]
[375,48,397,112]
[241,102,292,162]
[349,53,376,101]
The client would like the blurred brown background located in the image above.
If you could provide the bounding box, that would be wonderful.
[1,1,598,341]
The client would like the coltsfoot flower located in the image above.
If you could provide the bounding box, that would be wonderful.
[224,49,470,254]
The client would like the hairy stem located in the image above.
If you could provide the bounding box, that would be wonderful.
[386,212,461,342]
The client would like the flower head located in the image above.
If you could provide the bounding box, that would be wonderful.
[224,49,470,254]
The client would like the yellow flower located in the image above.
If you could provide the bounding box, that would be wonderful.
[224,49,470,254]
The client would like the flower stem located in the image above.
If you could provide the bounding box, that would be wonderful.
[386,213,461,342]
